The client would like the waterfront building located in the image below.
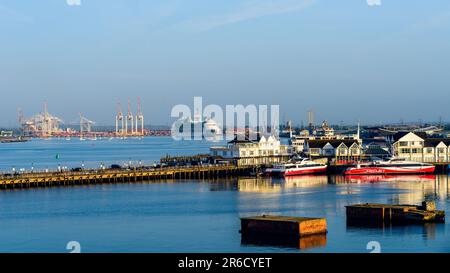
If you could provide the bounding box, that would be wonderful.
[290,135,307,153]
[362,140,391,159]
[210,135,290,166]
[314,120,335,137]
[305,139,362,160]
[290,123,361,158]
[389,132,450,163]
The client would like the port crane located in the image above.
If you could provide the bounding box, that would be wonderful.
[115,102,125,137]
[79,113,95,139]
[126,99,134,135]
[135,97,144,136]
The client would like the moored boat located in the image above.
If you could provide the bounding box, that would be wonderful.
[345,158,435,175]
[265,158,327,176]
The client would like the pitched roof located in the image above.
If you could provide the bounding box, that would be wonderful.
[424,138,450,147]
[227,133,261,144]
[227,134,278,144]
[228,136,256,144]
[393,131,427,142]
[307,139,359,149]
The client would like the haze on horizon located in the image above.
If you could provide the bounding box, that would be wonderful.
[1,0,450,127]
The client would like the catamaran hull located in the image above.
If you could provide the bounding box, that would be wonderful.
[345,166,435,175]
[266,166,327,176]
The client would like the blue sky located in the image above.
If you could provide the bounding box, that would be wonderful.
[1,0,450,126]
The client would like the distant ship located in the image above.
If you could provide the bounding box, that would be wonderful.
[0,136,30,143]
[173,113,223,139]
[345,158,435,175]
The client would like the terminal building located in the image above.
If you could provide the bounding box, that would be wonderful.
[389,132,450,163]
[290,120,362,160]
[210,135,290,166]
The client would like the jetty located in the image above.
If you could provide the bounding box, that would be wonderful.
[346,201,445,224]
[0,165,254,190]
[240,215,328,249]
[240,215,327,237]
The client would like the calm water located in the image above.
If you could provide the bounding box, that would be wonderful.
[0,138,450,253]
[0,137,222,172]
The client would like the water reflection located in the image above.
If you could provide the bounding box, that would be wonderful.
[224,174,450,247]
[346,220,445,241]
[1,174,449,252]
[211,175,450,203]
[209,176,329,193]
[241,233,327,250]
[339,175,436,184]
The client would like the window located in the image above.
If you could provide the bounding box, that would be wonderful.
[400,148,410,154]
[399,141,408,147]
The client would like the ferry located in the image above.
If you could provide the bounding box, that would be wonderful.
[265,158,327,176]
[345,158,435,175]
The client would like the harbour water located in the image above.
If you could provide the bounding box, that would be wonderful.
[0,137,223,172]
[0,138,450,253]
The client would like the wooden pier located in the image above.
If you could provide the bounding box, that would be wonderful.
[0,165,254,190]
[240,215,327,237]
[346,201,445,225]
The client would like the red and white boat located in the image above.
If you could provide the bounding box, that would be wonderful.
[344,158,435,175]
[265,158,327,176]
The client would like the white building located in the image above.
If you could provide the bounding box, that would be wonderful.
[305,139,362,159]
[314,120,335,137]
[390,132,450,163]
[210,135,290,166]
[290,123,361,155]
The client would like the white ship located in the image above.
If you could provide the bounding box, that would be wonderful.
[173,113,222,139]
[265,158,327,176]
